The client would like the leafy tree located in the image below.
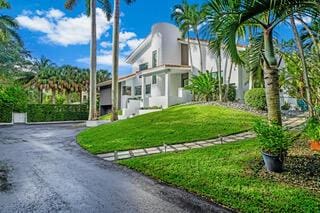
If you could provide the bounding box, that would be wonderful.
[205,0,320,125]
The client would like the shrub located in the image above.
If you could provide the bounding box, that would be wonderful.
[0,85,28,112]
[222,84,237,102]
[27,104,88,122]
[0,103,13,123]
[304,117,320,141]
[254,121,292,156]
[244,88,267,110]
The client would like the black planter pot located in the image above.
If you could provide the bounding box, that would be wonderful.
[262,152,284,173]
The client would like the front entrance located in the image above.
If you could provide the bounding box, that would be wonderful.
[13,113,27,124]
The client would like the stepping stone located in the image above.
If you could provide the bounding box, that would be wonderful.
[175,146,189,151]
[201,143,214,147]
[117,154,131,160]
[97,153,114,158]
[158,146,175,152]
[183,142,197,147]
[103,157,115,161]
[117,151,130,156]
[132,149,147,157]
[145,148,161,154]
[195,141,208,145]
[133,152,147,157]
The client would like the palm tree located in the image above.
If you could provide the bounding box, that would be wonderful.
[290,15,314,116]
[0,1,22,45]
[65,0,112,120]
[171,0,205,72]
[205,0,319,125]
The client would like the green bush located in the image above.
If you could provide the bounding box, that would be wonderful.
[222,84,237,102]
[254,121,292,155]
[304,117,320,141]
[0,103,13,123]
[244,88,267,110]
[0,85,28,112]
[27,104,88,122]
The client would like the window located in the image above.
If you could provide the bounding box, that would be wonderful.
[122,86,132,96]
[181,73,189,87]
[146,84,151,95]
[134,86,142,96]
[152,75,157,84]
[152,50,157,68]
[139,63,148,71]
[181,44,189,65]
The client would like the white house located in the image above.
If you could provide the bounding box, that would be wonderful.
[98,23,249,118]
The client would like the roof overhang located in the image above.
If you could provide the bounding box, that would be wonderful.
[126,35,152,64]
[140,64,191,77]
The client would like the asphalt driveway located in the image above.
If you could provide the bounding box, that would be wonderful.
[0,124,229,213]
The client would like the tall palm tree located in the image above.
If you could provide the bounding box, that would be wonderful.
[171,0,205,71]
[65,0,112,120]
[290,15,314,116]
[206,0,319,125]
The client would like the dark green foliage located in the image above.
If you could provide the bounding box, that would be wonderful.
[0,85,28,112]
[244,88,267,110]
[304,117,320,141]
[222,84,236,102]
[27,104,88,122]
[0,103,12,123]
[254,121,292,155]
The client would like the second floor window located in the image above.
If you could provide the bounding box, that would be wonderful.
[152,50,157,68]
[139,63,148,71]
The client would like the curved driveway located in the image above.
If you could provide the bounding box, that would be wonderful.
[0,124,229,213]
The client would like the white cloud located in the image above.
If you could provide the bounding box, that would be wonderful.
[100,41,112,48]
[127,38,144,50]
[119,31,136,43]
[47,9,65,19]
[77,53,130,68]
[16,8,112,46]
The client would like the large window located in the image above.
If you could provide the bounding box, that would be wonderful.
[152,50,157,68]
[152,75,157,84]
[122,86,132,96]
[134,86,142,96]
[139,63,148,71]
[181,73,189,87]
[146,84,151,95]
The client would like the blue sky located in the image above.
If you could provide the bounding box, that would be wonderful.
[5,0,296,76]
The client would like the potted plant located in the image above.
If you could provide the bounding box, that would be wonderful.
[304,117,320,151]
[254,121,292,173]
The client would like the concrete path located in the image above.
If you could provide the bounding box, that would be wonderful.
[0,124,230,213]
[98,115,307,162]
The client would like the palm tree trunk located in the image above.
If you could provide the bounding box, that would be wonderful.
[111,0,120,121]
[195,29,204,71]
[88,0,97,120]
[52,89,56,104]
[39,89,43,104]
[187,32,194,73]
[290,16,314,117]
[217,52,222,102]
[67,91,71,104]
[263,29,282,125]
[224,62,233,102]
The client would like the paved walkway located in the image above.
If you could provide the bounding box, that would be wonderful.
[98,115,307,162]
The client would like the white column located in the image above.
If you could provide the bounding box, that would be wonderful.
[165,72,170,108]
[141,75,146,108]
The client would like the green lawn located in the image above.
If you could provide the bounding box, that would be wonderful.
[78,104,260,154]
[99,110,122,121]
[120,139,320,212]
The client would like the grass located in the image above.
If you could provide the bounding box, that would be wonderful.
[120,139,320,212]
[78,104,260,154]
[99,110,122,121]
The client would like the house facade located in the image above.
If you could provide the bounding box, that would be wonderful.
[98,23,249,118]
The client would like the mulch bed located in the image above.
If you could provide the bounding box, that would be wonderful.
[246,138,320,192]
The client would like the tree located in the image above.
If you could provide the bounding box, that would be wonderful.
[290,15,314,116]
[205,0,320,125]
[65,0,112,120]
[0,1,21,45]
[171,0,205,72]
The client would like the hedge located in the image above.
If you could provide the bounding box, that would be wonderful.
[244,88,267,110]
[0,104,13,123]
[27,104,89,122]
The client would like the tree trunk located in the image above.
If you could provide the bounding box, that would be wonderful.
[224,62,233,102]
[195,29,204,71]
[263,29,282,125]
[111,0,120,122]
[187,32,194,74]
[52,89,56,104]
[88,0,97,120]
[67,91,71,104]
[217,52,222,102]
[79,91,82,104]
[290,16,314,117]
[39,89,43,104]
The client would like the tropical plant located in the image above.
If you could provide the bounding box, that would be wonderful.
[0,85,28,112]
[171,0,205,71]
[304,117,320,141]
[254,121,292,156]
[0,1,21,45]
[185,71,218,101]
[205,0,320,125]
